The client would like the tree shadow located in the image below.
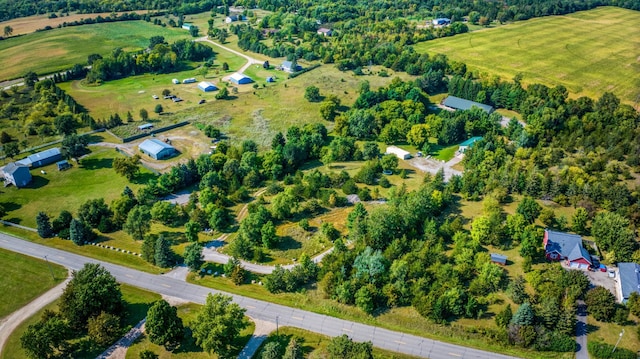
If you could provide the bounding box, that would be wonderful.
[4,217,22,224]
[0,201,21,211]
[123,302,154,327]
[84,134,105,144]
[131,171,157,185]
[26,175,50,189]
[80,157,113,170]
[275,236,302,251]
[585,323,599,334]
[159,231,186,244]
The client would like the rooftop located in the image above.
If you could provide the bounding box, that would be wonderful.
[618,262,640,300]
[3,162,28,174]
[545,229,592,264]
[460,136,483,147]
[442,96,494,113]
[139,139,175,155]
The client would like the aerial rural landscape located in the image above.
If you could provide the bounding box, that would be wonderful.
[0,0,639,358]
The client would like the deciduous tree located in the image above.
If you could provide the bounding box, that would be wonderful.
[88,311,122,346]
[124,205,151,241]
[191,293,248,358]
[146,300,184,349]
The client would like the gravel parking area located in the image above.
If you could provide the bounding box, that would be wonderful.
[562,262,620,301]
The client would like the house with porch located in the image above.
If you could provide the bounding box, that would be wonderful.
[543,229,592,269]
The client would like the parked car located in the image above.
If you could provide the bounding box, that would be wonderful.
[199,99,206,104]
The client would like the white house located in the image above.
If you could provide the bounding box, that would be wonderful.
[386,146,411,160]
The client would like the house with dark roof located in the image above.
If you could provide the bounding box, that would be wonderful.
[2,162,32,188]
[618,262,640,303]
[442,96,494,114]
[281,61,302,73]
[543,229,592,269]
[139,139,176,160]
[16,148,62,168]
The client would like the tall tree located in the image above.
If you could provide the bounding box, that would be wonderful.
[20,311,71,359]
[184,220,200,242]
[192,293,248,358]
[87,311,122,346]
[123,205,151,241]
[183,242,204,272]
[154,235,174,268]
[59,263,124,331]
[69,218,93,245]
[36,212,53,238]
[113,155,140,181]
[146,300,184,349]
[516,197,541,224]
[585,286,616,322]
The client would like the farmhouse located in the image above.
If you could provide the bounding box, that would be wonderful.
[617,262,640,303]
[2,162,32,188]
[138,123,153,131]
[458,136,483,153]
[281,61,302,73]
[317,28,333,36]
[182,78,196,84]
[229,73,253,85]
[543,229,592,269]
[197,81,218,92]
[432,18,451,26]
[16,148,62,168]
[490,253,507,265]
[386,146,412,160]
[139,139,176,160]
[442,96,494,114]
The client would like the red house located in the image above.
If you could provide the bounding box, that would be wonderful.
[543,229,592,269]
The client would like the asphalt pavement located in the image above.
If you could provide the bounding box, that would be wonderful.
[0,232,520,359]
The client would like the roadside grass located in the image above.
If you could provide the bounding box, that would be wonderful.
[0,248,68,319]
[125,303,255,359]
[0,147,150,228]
[0,284,160,359]
[254,326,422,359]
[415,7,640,103]
[0,21,187,81]
[586,316,639,354]
[186,272,568,359]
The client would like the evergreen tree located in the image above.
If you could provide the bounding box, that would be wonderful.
[495,304,512,328]
[183,242,204,272]
[154,235,173,268]
[511,302,534,326]
[283,338,303,359]
[36,212,53,238]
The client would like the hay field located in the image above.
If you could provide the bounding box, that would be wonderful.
[415,7,640,103]
[0,21,188,81]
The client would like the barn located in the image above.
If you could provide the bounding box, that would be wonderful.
[386,146,412,160]
[2,162,32,188]
[139,139,176,160]
[229,73,253,85]
[16,148,62,168]
[197,81,218,92]
[442,96,494,114]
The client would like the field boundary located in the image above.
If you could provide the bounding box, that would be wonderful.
[106,121,190,143]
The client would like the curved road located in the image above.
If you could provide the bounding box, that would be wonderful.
[0,233,519,359]
[196,37,262,75]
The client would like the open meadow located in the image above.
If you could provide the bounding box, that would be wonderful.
[0,21,188,81]
[0,248,67,319]
[415,7,640,103]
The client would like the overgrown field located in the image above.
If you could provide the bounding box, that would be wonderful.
[415,7,640,103]
[0,21,188,81]
[0,248,67,318]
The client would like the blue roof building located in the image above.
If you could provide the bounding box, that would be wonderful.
[281,61,302,73]
[197,81,218,92]
[442,96,494,114]
[459,137,483,152]
[490,253,507,265]
[139,139,176,160]
[2,162,32,188]
[229,73,253,85]
[16,148,62,168]
[618,262,640,303]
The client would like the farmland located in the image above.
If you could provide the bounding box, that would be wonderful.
[0,21,188,81]
[415,7,640,103]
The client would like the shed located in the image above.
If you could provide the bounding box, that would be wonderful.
[197,81,218,92]
[458,136,483,152]
[138,123,154,131]
[266,76,275,83]
[17,148,62,168]
[386,146,412,160]
[225,15,242,23]
[182,78,196,84]
[281,61,302,73]
[229,73,253,85]
[139,139,176,160]
[490,253,507,265]
[442,96,494,114]
[618,262,640,303]
[317,28,333,36]
[172,78,180,84]
[182,23,194,30]
[432,18,451,26]
[56,160,71,171]
[2,162,32,188]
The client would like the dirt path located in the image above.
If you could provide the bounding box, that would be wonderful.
[237,318,277,359]
[0,273,71,354]
[195,37,262,75]
[96,319,146,359]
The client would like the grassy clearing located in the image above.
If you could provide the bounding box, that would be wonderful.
[586,316,639,354]
[0,248,67,319]
[0,21,187,81]
[126,303,255,359]
[0,284,160,359]
[254,327,422,359]
[415,7,640,103]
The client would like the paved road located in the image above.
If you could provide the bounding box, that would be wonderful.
[0,233,519,359]
[575,301,588,359]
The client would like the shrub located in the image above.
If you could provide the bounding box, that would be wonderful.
[588,341,636,359]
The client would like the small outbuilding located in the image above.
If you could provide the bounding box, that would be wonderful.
[2,162,32,188]
[56,160,71,171]
[442,96,494,114]
[386,146,412,160]
[138,123,154,131]
[281,61,302,73]
[182,78,196,84]
[317,28,333,36]
[229,73,253,85]
[458,136,483,153]
[266,76,275,83]
[182,23,194,30]
[172,78,180,84]
[16,148,63,168]
[197,81,218,92]
[139,139,176,160]
[225,15,243,23]
[432,18,451,26]
[490,253,507,266]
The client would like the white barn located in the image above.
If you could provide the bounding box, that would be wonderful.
[386,146,411,160]
[197,81,218,92]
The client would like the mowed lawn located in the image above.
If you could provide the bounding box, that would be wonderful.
[0,248,67,319]
[0,21,188,81]
[415,7,640,103]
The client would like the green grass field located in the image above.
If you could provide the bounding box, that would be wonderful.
[125,303,255,359]
[415,7,640,103]
[0,284,161,359]
[0,21,188,81]
[0,248,67,319]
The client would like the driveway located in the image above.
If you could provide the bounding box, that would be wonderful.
[407,155,463,181]
[575,300,588,359]
[195,37,262,75]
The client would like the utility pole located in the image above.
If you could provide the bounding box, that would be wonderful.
[43,255,55,281]
[276,315,279,336]
[612,329,624,353]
